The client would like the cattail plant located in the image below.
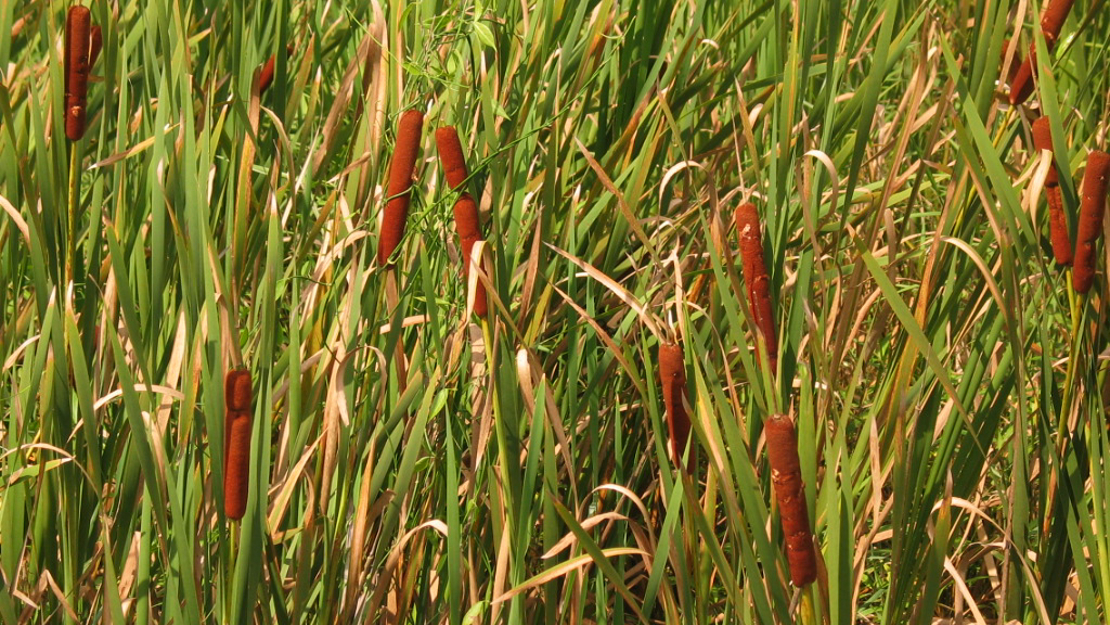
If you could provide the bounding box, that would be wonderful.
[1073,151,1110,294]
[999,39,1022,85]
[657,342,692,469]
[377,110,424,266]
[765,413,817,587]
[735,202,777,373]
[64,6,92,141]
[224,369,253,520]
[1009,0,1076,105]
[1032,117,1072,265]
[89,25,102,67]
[258,44,295,95]
[435,126,487,318]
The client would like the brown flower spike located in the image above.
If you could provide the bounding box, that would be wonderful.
[224,369,253,520]
[736,202,777,373]
[657,343,691,469]
[1073,151,1110,294]
[64,6,92,141]
[435,126,487,318]
[1009,0,1076,105]
[1032,117,1072,265]
[378,110,424,266]
[765,413,817,587]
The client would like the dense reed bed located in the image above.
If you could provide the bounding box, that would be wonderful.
[2,1,1109,624]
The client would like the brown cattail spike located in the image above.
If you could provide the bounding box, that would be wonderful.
[89,25,102,67]
[1040,0,1076,45]
[765,413,817,587]
[378,110,424,266]
[435,126,488,317]
[1073,151,1110,294]
[224,411,252,520]
[1000,39,1021,84]
[1009,0,1076,105]
[736,202,777,373]
[225,368,252,412]
[1032,117,1072,265]
[657,343,692,468]
[64,6,92,141]
[258,54,277,94]
[223,369,253,520]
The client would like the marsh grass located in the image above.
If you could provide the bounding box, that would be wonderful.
[0,0,1108,623]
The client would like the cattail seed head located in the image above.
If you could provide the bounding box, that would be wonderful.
[258,55,277,94]
[435,126,470,190]
[435,126,487,317]
[223,411,252,520]
[1073,151,1110,293]
[1009,52,1036,106]
[1000,39,1021,84]
[377,110,424,266]
[225,368,252,413]
[223,368,253,520]
[735,202,777,373]
[1040,0,1076,46]
[657,342,691,468]
[64,6,92,141]
[1032,117,1072,265]
[765,413,817,587]
[89,25,102,67]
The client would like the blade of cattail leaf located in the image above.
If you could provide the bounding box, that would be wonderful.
[735,202,777,373]
[64,6,92,141]
[765,413,817,587]
[377,110,424,266]
[89,25,102,67]
[1032,117,1071,265]
[657,342,691,469]
[435,126,487,317]
[1073,151,1110,293]
[223,370,253,520]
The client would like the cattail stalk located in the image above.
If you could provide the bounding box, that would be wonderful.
[1073,151,1110,294]
[64,6,92,141]
[1032,117,1072,265]
[1009,0,1076,105]
[377,110,424,266]
[224,369,253,520]
[435,126,487,317]
[765,413,817,587]
[736,202,777,373]
[657,343,691,468]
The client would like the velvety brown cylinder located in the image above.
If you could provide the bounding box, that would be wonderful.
[657,343,691,468]
[453,194,487,317]
[735,202,777,373]
[223,410,252,520]
[436,126,487,317]
[89,25,102,67]
[64,6,92,141]
[1040,0,1076,45]
[999,39,1021,85]
[435,126,470,190]
[377,110,424,266]
[765,413,817,587]
[225,369,252,413]
[258,54,277,94]
[1074,151,1110,293]
[1032,117,1072,265]
[1009,52,1036,106]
